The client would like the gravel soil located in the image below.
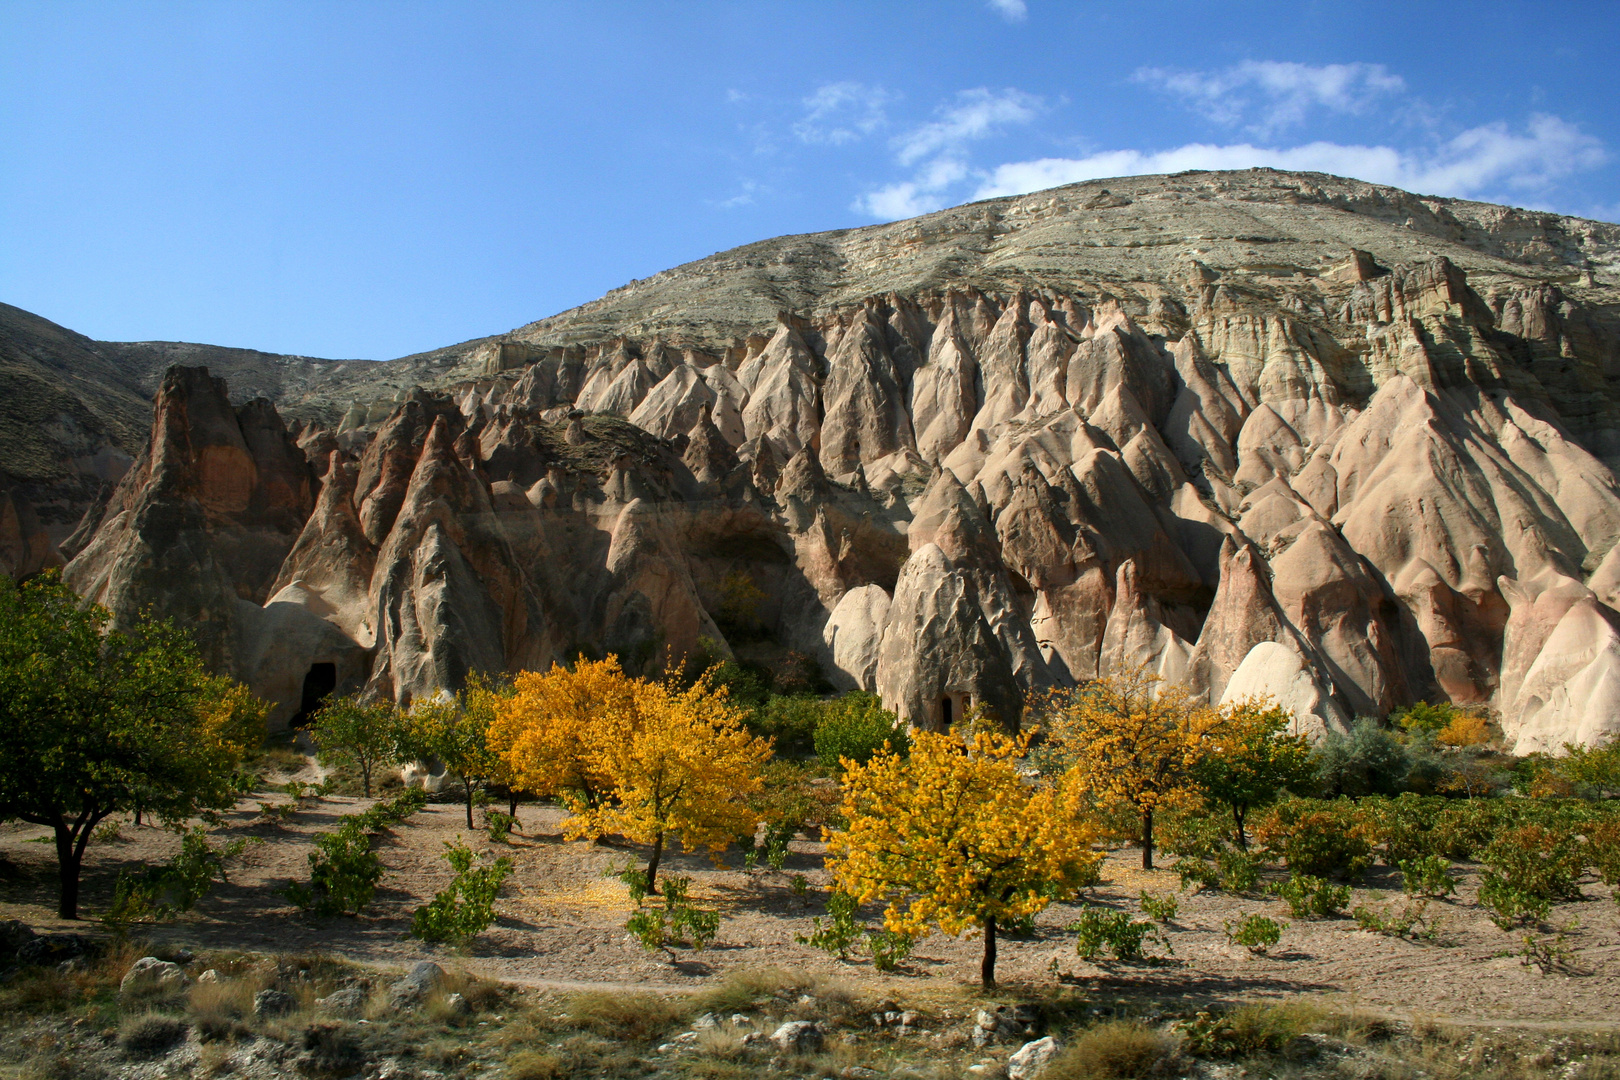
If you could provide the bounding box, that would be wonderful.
[3,780,1618,1026]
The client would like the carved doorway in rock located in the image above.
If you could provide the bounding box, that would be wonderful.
[291,662,337,728]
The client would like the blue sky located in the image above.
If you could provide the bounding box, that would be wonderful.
[2,1,1616,359]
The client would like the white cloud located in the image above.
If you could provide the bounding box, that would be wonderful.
[988,0,1027,22]
[793,82,895,145]
[1136,60,1405,136]
[856,159,970,219]
[972,114,1606,203]
[894,87,1040,165]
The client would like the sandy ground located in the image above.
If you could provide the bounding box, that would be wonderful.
[3,780,1618,1028]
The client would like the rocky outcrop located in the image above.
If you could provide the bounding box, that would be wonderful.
[35,170,1620,746]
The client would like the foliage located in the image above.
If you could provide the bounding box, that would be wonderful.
[1589,819,1620,899]
[1036,665,1222,869]
[411,839,514,945]
[865,928,914,972]
[1520,923,1581,974]
[1252,798,1374,880]
[1191,697,1316,848]
[1070,906,1169,961]
[574,671,772,894]
[797,890,863,959]
[0,571,265,918]
[712,571,769,640]
[103,828,252,933]
[308,694,406,799]
[1479,824,1586,902]
[1557,736,1620,797]
[488,656,634,812]
[483,809,516,843]
[1272,873,1349,918]
[827,726,1101,987]
[1392,701,1461,736]
[747,694,822,758]
[399,677,511,828]
[285,789,426,916]
[1478,878,1552,931]
[623,873,720,954]
[1138,891,1178,923]
[1352,897,1445,942]
[1436,712,1497,748]
[1223,914,1283,954]
[812,691,908,769]
[1399,855,1456,898]
[1313,718,1409,797]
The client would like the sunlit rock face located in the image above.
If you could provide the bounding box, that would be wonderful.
[45,169,1620,747]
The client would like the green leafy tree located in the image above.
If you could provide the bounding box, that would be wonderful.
[398,686,504,828]
[813,692,909,769]
[0,571,263,919]
[1191,698,1317,848]
[308,694,406,798]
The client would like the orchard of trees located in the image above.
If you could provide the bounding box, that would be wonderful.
[6,567,1620,993]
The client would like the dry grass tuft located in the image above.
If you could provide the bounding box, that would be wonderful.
[504,1049,566,1080]
[559,989,687,1042]
[1047,1020,1176,1080]
[117,1012,190,1058]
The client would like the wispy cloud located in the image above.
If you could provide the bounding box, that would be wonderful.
[987,0,1027,23]
[1136,60,1405,137]
[973,114,1606,202]
[854,88,1040,217]
[792,82,895,145]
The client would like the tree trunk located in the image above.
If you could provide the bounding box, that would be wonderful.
[646,832,665,896]
[54,822,84,920]
[464,778,475,829]
[1233,805,1248,849]
[1141,808,1155,870]
[980,915,998,989]
[508,791,519,821]
[360,761,373,799]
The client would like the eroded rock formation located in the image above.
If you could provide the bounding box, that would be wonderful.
[26,169,1620,750]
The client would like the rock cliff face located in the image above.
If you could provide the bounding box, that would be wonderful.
[29,169,1620,749]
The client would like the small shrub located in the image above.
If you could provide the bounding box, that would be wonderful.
[1478,876,1552,931]
[1046,1020,1173,1079]
[1071,907,1169,962]
[484,810,516,844]
[118,1013,190,1057]
[1223,914,1283,954]
[1215,848,1262,892]
[104,827,252,932]
[1480,824,1585,902]
[285,826,382,917]
[1138,891,1178,923]
[625,874,720,954]
[1175,858,1218,891]
[1352,897,1445,943]
[813,692,908,769]
[1273,873,1349,918]
[1520,923,1581,974]
[865,928,913,972]
[411,839,515,945]
[797,891,862,960]
[1254,800,1373,880]
[1399,854,1456,897]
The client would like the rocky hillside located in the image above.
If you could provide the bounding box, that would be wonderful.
[19,168,1620,751]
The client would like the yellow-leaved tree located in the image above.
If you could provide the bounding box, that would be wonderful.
[487,656,636,813]
[573,674,773,895]
[1037,665,1222,869]
[827,728,1101,988]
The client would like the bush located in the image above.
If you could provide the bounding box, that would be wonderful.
[624,874,719,954]
[1253,799,1373,880]
[1353,898,1443,941]
[1478,877,1552,931]
[1071,907,1169,962]
[1138,891,1178,923]
[411,840,515,945]
[796,890,862,960]
[286,788,427,916]
[104,827,251,932]
[484,810,516,844]
[1273,873,1349,918]
[748,695,823,758]
[813,692,908,769]
[1314,718,1409,797]
[866,929,913,972]
[1480,824,1585,902]
[1399,854,1456,897]
[1223,915,1283,954]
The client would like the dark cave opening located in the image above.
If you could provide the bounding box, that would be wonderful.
[290,662,337,728]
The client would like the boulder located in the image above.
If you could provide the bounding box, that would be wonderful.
[1008,1036,1061,1080]
[770,1020,825,1053]
[254,988,298,1018]
[120,956,190,995]
[387,961,446,1010]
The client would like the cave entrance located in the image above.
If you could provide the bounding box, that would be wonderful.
[940,695,954,729]
[291,662,337,728]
